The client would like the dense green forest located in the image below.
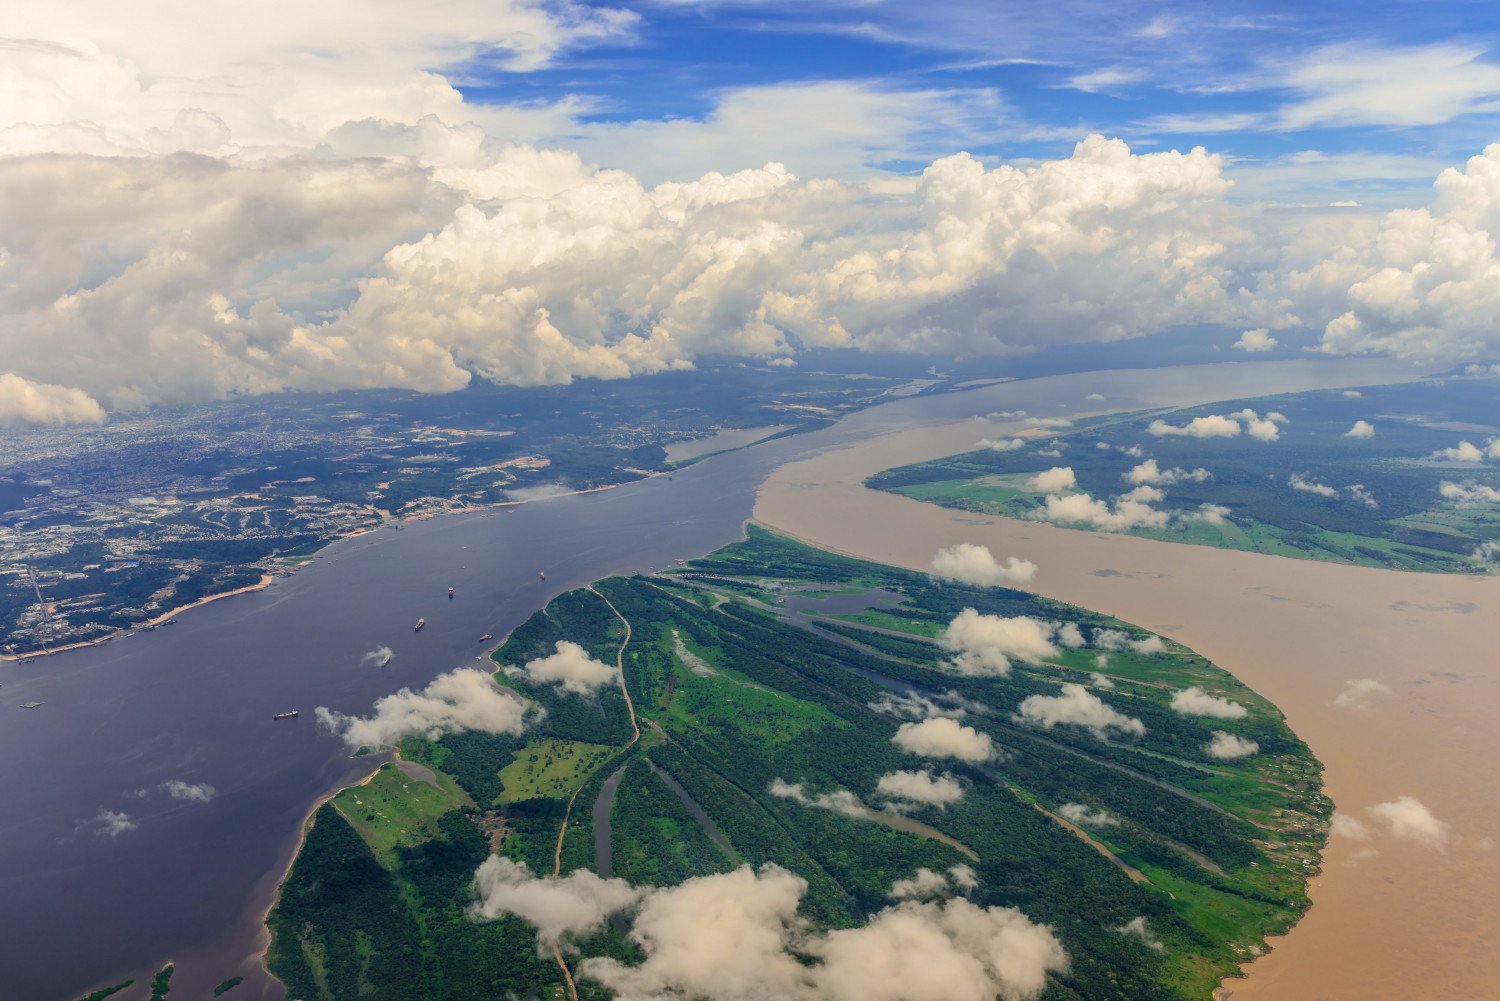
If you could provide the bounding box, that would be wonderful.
[268,526,1327,1000]
[869,378,1500,571]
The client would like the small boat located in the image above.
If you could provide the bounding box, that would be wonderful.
[273,710,299,720]
[19,701,41,709]
[414,617,426,631]
[479,633,493,642]
[448,587,455,599]
[538,571,546,581]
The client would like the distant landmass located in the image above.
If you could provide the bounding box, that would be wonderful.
[1,366,921,656]
[870,377,1500,573]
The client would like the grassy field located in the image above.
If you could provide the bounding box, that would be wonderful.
[331,762,469,863]
[495,738,615,802]
[870,377,1500,572]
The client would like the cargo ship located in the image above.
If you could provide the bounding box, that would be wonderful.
[273,710,298,720]
[414,617,426,631]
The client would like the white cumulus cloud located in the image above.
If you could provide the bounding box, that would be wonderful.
[1124,459,1211,485]
[1015,684,1145,739]
[1032,490,1171,531]
[1431,440,1487,462]
[1204,731,1259,759]
[875,769,966,809]
[470,856,644,949]
[1345,420,1376,438]
[315,668,537,749]
[939,608,1059,676]
[521,640,617,696]
[888,865,977,900]
[892,717,995,762]
[1368,795,1452,849]
[577,864,1069,1001]
[1147,414,1242,438]
[1026,466,1077,493]
[930,544,1038,587]
[0,373,107,426]
[1440,481,1500,504]
[1233,328,1278,352]
[1170,686,1248,719]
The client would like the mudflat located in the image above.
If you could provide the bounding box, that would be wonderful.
[756,415,1500,1000]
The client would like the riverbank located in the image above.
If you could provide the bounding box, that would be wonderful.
[3,475,663,665]
[1,573,277,664]
[754,415,1500,999]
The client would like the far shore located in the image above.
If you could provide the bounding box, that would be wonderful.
[0,470,667,664]
[0,573,275,663]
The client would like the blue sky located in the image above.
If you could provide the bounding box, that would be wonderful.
[455,0,1500,204]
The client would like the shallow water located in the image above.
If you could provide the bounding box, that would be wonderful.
[0,357,1416,1000]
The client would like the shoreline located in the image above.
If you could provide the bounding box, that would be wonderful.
[1,573,276,663]
[0,475,653,664]
[250,750,396,999]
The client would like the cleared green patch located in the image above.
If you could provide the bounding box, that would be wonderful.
[331,763,468,863]
[496,738,614,803]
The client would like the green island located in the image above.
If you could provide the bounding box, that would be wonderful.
[268,526,1328,1000]
[870,378,1500,572]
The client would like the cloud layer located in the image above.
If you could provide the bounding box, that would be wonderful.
[17,3,1500,423]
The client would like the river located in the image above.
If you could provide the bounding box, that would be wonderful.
[755,366,1500,1000]
[0,358,1420,1001]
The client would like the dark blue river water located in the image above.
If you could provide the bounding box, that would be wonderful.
[0,359,1414,1000]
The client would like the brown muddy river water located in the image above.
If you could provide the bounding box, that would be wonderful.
[756,378,1500,1000]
